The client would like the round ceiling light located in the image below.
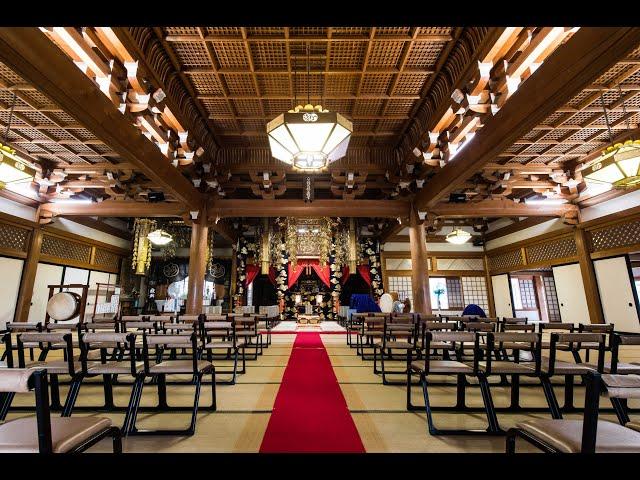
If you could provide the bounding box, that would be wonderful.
[147,229,173,246]
[445,228,471,245]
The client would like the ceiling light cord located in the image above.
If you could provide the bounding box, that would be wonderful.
[599,92,614,145]
[3,93,16,145]
[618,84,632,134]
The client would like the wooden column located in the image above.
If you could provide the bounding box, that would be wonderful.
[575,227,605,324]
[409,206,431,314]
[483,253,496,317]
[14,227,43,322]
[186,219,209,315]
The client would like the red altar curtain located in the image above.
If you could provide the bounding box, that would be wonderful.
[288,262,306,288]
[245,264,260,287]
[341,266,350,285]
[310,262,331,288]
[268,266,277,285]
[358,264,371,286]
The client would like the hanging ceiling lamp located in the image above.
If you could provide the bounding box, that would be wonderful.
[0,94,36,190]
[582,90,640,187]
[446,228,471,245]
[147,229,173,246]
[267,43,352,171]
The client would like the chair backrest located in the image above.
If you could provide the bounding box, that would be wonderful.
[17,332,76,375]
[79,332,137,376]
[539,322,574,332]
[82,322,119,333]
[141,332,199,373]
[485,332,542,375]
[547,332,606,374]
[0,368,57,453]
[423,331,479,373]
[503,317,528,325]
[462,321,497,333]
[502,323,536,333]
[121,320,157,333]
[234,317,258,334]
[610,333,640,373]
[121,315,146,322]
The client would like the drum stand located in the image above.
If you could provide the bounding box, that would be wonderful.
[45,283,89,326]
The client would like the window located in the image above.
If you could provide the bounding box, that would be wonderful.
[430,277,449,310]
[389,276,412,304]
[511,278,523,310]
[445,277,464,309]
[461,277,489,311]
[519,279,537,309]
[543,276,561,322]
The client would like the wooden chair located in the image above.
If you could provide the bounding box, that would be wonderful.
[356,316,385,360]
[125,332,215,437]
[507,372,640,453]
[373,316,418,384]
[63,331,143,419]
[234,316,263,359]
[407,331,501,435]
[0,369,122,453]
[201,319,246,384]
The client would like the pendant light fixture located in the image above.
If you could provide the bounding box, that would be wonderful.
[582,90,640,187]
[446,227,471,245]
[267,42,353,171]
[147,229,173,246]
[0,93,36,190]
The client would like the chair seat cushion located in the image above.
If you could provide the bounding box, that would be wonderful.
[517,419,640,453]
[0,416,112,453]
[25,359,78,375]
[479,361,536,374]
[378,341,414,350]
[626,421,640,433]
[86,361,144,375]
[541,358,596,375]
[586,362,640,375]
[411,360,474,374]
[149,360,212,374]
[205,340,246,349]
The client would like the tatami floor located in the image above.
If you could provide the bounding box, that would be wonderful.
[4,332,640,453]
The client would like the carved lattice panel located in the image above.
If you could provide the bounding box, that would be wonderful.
[436,258,484,271]
[41,235,91,263]
[0,222,29,252]
[94,248,120,271]
[589,219,640,252]
[488,249,523,271]
[525,236,578,264]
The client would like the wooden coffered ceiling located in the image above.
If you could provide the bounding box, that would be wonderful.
[0,27,639,238]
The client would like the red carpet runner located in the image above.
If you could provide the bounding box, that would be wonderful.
[259,332,365,453]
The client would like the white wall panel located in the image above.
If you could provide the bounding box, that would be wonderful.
[492,274,513,318]
[552,263,590,324]
[0,257,24,327]
[594,257,640,332]
[28,263,64,323]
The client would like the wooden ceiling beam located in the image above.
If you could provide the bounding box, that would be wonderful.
[207,199,410,219]
[39,201,188,218]
[429,198,578,218]
[414,28,640,211]
[483,216,554,241]
[0,28,204,210]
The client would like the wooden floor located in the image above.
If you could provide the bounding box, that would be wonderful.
[4,334,640,453]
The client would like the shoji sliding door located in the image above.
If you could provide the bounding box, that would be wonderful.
[0,257,24,327]
[491,274,514,318]
[594,256,640,332]
[552,263,590,324]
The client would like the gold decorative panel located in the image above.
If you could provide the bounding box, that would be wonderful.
[0,223,29,252]
[488,249,523,271]
[526,236,577,264]
[589,219,640,252]
[94,248,120,271]
[41,235,91,263]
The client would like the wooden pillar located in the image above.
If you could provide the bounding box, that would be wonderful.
[186,219,209,314]
[409,205,431,314]
[575,227,605,324]
[15,227,43,322]
[483,253,496,317]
